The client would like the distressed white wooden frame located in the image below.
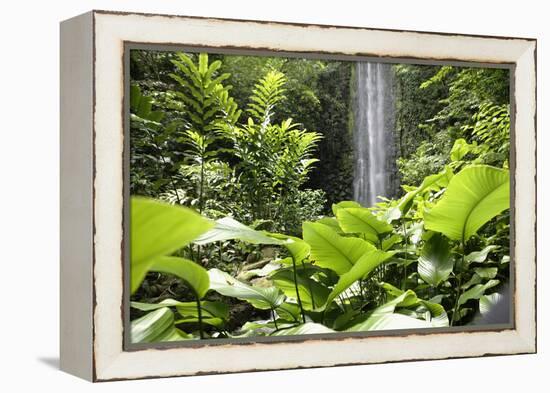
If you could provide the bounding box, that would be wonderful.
[60,10,537,382]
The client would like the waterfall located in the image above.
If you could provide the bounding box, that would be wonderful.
[353,62,396,207]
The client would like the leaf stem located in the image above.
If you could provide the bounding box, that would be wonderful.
[195,294,204,339]
[271,307,279,330]
[451,239,466,326]
[292,257,307,323]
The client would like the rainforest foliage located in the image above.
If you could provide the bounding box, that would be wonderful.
[129,50,510,342]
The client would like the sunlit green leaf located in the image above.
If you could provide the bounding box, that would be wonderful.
[130,197,213,293]
[336,207,393,243]
[424,165,509,241]
[302,222,375,275]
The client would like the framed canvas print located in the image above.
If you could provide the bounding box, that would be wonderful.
[60,10,537,382]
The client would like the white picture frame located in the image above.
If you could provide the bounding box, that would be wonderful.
[60,10,536,382]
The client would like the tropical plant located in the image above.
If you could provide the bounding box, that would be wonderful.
[169,52,241,213]
[219,70,323,229]
[129,53,512,341]
[130,197,213,341]
[131,161,510,341]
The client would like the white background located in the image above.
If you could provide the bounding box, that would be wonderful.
[0,0,546,391]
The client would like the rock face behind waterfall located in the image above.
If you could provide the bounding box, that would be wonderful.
[353,62,398,207]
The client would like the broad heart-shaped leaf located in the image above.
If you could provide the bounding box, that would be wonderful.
[302,222,376,275]
[271,322,335,336]
[417,233,454,286]
[424,165,509,241]
[322,250,395,310]
[336,207,393,243]
[130,307,192,343]
[194,216,287,245]
[208,268,285,310]
[131,197,213,293]
[271,269,330,310]
[149,256,210,299]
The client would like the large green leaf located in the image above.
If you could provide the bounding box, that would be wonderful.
[130,307,191,343]
[417,233,454,286]
[208,268,285,310]
[323,250,394,309]
[194,216,286,245]
[302,222,375,275]
[149,256,210,299]
[130,197,213,293]
[271,269,330,310]
[424,166,509,241]
[271,323,335,336]
[336,207,393,243]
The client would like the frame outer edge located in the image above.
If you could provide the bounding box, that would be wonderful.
[59,11,95,381]
[91,11,538,381]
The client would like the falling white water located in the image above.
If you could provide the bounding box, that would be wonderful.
[353,62,395,207]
